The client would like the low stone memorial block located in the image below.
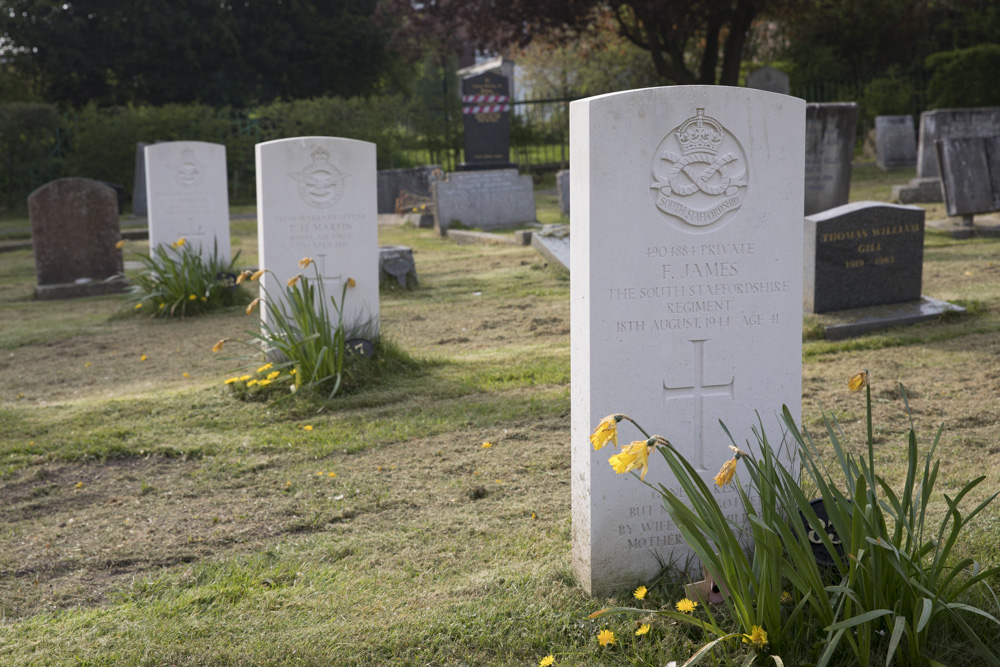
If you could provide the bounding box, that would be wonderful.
[805,103,858,215]
[432,169,535,233]
[460,72,514,170]
[379,245,418,289]
[377,165,441,214]
[255,137,379,334]
[803,201,924,313]
[935,137,1000,220]
[570,87,804,595]
[917,107,1000,180]
[145,141,231,263]
[132,142,150,216]
[557,169,570,216]
[875,115,917,170]
[745,66,790,96]
[28,177,126,299]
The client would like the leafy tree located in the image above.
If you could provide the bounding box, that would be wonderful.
[0,0,403,107]
[378,0,771,87]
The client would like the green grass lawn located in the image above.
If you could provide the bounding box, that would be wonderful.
[1,166,999,665]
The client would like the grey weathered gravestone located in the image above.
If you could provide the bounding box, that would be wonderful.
[571,86,804,596]
[875,115,917,171]
[917,107,1000,179]
[935,136,1000,223]
[145,141,231,264]
[460,71,515,170]
[28,177,127,299]
[805,103,858,215]
[255,136,379,334]
[132,142,150,216]
[803,201,924,313]
[745,66,790,95]
[531,224,569,271]
[378,245,418,289]
[556,169,570,216]
[431,169,535,234]
[377,165,441,214]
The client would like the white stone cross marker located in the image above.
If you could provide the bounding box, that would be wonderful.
[570,86,805,596]
[255,137,378,335]
[145,141,231,264]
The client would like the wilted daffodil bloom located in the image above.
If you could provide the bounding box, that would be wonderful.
[287,274,301,288]
[250,269,265,281]
[171,237,186,248]
[347,277,357,288]
[609,439,657,481]
[212,338,229,353]
[848,369,869,392]
[235,270,253,285]
[299,257,314,268]
[246,298,261,315]
[714,445,749,488]
[590,414,621,451]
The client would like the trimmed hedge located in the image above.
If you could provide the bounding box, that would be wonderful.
[926,44,1000,110]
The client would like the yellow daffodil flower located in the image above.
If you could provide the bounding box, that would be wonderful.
[714,457,738,488]
[676,598,698,613]
[609,440,655,481]
[597,629,615,647]
[848,369,869,392]
[590,414,620,450]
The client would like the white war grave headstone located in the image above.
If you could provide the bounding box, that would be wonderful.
[255,137,378,335]
[145,141,231,263]
[570,86,805,595]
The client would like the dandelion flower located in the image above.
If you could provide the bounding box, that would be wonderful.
[597,629,615,647]
[212,338,228,353]
[289,369,297,375]
[183,372,190,378]
[75,481,84,489]
[239,375,251,381]
[258,379,271,387]
[327,472,336,478]
[714,457,738,488]
[246,298,261,315]
[134,303,143,310]
[539,656,554,667]
[266,371,280,381]
[481,441,493,449]
[200,296,207,302]
[250,269,265,281]
[287,274,301,288]
[635,624,650,636]
[224,377,239,384]
[743,626,768,650]
[676,598,698,614]
[84,361,91,367]
[246,379,258,387]
[140,354,147,361]
[347,277,357,288]
[303,425,313,432]
[590,414,620,450]
[158,303,166,310]
[188,294,197,301]
[609,440,655,481]
[299,257,314,268]
[848,369,869,392]
[633,585,647,600]
[115,240,126,249]
[174,237,186,247]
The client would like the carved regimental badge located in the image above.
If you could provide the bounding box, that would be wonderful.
[289,147,349,209]
[650,108,748,231]
[172,147,204,187]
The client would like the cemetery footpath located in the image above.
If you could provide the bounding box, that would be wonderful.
[0,150,999,664]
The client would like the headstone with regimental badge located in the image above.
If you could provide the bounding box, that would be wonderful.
[255,137,379,334]
[145,141,231,263]
[570,86,804,595]
[28,177,127,299]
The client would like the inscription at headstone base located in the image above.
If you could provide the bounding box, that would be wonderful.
[745,66,790,96]
[145,141,232,264]
[805,103,858,215]
[28,177,127,299]
[255,137,379,334]
[431,169,536,234]
[460,71,515,171]
[875,115,917,171]
[571,86,804,595]
[935,136,1000,223]
[803,201,924,313]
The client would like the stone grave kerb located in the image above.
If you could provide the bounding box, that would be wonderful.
[570,86,804,596]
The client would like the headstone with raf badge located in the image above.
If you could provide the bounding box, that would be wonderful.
[28,177,127,299]
[255,137,379,335]
[570,86,804,596]
[145,141,232,264]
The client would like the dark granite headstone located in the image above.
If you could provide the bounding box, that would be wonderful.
[28,177,127,299]
[459,72,515,171]
[745,66,790,95]
[875,115,916,171]
[935,136,1000,220]
[805,103,858,215]
[804,201,924,313]
[556,169,570,217]
[132,141,150,216]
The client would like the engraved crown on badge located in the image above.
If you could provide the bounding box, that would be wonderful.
[676,109,724,155]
